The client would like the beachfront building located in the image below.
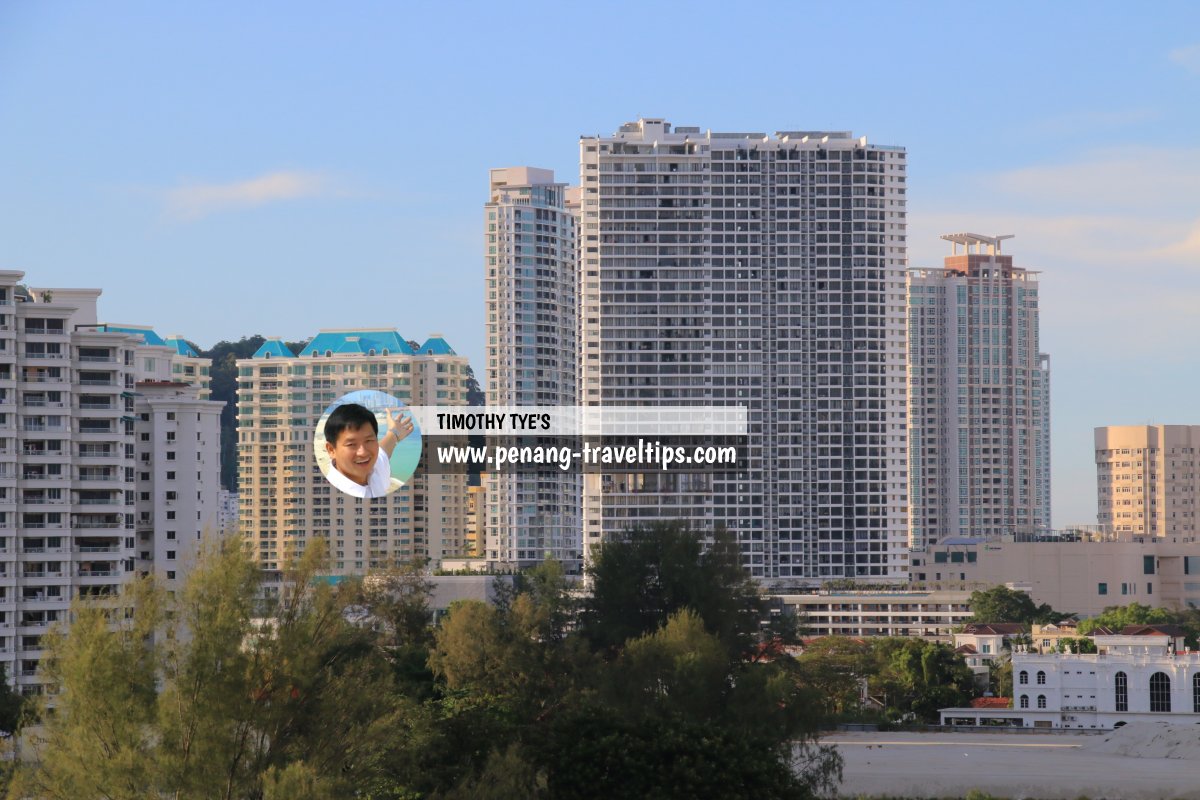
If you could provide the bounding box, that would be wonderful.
[236,331,471,577]
[579,118,909,583]
[941,626,1200,728]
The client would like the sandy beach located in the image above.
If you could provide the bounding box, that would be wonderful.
[824,727,1200,799]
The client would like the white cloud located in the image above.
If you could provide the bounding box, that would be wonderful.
[164,170,337,220]
[1168,43,1200,74]
[982,147,1200,212]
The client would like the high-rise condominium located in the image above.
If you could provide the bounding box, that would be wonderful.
[578,119,909,582]
[484,167,581,569]
[906,234,1051,548]
[236,331,470,577]
[1096,425,1200,539]
[0,271,220,695]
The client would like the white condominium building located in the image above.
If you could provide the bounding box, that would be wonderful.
[907,234,1051,548]
[484,167,581,569]
[236,331,470,575]
[0,271,218,695]
[132,381,222,594]
[1096,425,1200,537]
[578,119,909,582]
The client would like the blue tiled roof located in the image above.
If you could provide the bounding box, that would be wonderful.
[417,335,456,355]
[298,330,416,357]
[101,325,166,346]
[164,336,199,357]
[253,339,296,358]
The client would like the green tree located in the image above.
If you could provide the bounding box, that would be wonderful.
[1077,602,1175,634]
[0,663,24,735]
[581,522,793,658]
[16,536,413,799]
[968,585,1065,625]
[17,578,163,800]
[871,638,977,722]
[794,637,873,718]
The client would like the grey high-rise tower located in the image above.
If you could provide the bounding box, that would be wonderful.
[578,119,909,583]
[906,234,1051,548]
[484,168,581,569]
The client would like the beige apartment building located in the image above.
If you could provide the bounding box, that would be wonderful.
[1096,425,1200,538]
[236,330,471,576]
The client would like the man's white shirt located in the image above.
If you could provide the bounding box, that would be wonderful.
[325,451,394,498]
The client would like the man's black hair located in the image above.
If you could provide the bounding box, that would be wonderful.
[324,403,378,445]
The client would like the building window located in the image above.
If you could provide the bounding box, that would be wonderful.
[1144,555,1155,575]
[1037,670,1046,685]
[1150,672,1171,712]
[1098,582,1107,595]
[1019,695,1028,708]
[166,550,176,560]
[1193,673,1200,713]
[1037,695,1046,709]
[1018,670,1028,685]
[1115,671,1128,712]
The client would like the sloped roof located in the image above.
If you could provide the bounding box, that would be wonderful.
[1118,624,1188,637]
[970,697,1012,709]
[955,644,979,655]
[99,324,166,346]
[252,338,296,358]
[417,334,456,355]
[963,623,1028,636]
[298,330,415,357]
[164,335,199,357]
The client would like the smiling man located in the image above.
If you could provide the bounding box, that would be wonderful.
[322,403,414,498]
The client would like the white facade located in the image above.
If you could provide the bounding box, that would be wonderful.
[484,167,581,569]
[0,271,219,695]
[775,589,971,638]
[133,381,222,594]
[943,633,1200,729]
[236,331,471,576]
[907,234,1050,548]
[218,489,239,532]
[578,119,909,583]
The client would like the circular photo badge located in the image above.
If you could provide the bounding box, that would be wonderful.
[314,390,422,498]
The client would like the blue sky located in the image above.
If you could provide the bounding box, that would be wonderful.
[2,1,1198,526]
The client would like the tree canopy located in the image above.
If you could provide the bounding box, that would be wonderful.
[16,524,840,800]
[967,585,1067,625]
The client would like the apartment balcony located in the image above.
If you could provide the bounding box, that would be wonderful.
[76,355,118,364]
[75,449,123,464]
[75,472,121,483]
[70,516,125,531]
[77,567,119,578]
[18,374,66,386]
[21,448,66,462]
[76,544,121,554]
[19,423,68,435]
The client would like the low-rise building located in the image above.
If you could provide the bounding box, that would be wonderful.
[941,626,1200,728]
[774,589,973,639]
[913,534,1200,615]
